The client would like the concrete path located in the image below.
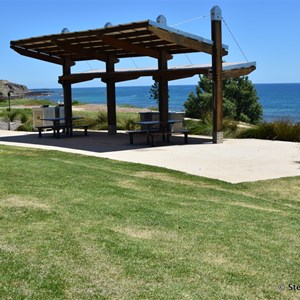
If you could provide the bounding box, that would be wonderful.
[0,129,299,183]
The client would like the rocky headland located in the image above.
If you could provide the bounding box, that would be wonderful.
[0,80,29,99]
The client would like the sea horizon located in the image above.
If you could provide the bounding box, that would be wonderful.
[31,83,300,123]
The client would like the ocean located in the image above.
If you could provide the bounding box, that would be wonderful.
[31,83,300,123]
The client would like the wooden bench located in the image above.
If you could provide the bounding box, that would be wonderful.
[127,130,149,144]
[171,129,190,144]
[150,129,190,146]
[36,124,89,138]
[70,124,89,136]
[36,124,66,138]
[149,131,171,146]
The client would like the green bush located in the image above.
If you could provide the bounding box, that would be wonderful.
[20,112,29,123]
[237,120,300,142]
[16,122,33,132]
[0,109,22,122]
[96,111,108,124]
[273,119,296,141]
[184,76,263,124]
[223,118,239,138]
[184,114,213,136]
[72,100,80,105]
[185,116,239,138]
[117,115,139,130]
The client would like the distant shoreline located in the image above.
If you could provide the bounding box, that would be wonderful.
[21,83,300,122]
[29,82,300,90]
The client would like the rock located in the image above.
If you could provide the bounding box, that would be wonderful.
[0,80,29,99]
[0,120,22,131]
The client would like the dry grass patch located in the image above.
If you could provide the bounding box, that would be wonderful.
[0,195,50,211]
[113,226,179,241]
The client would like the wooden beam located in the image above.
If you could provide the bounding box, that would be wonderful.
[149,26,213,55]
[11,46,64,65]
[59,66,211,84]
[211,6,223,144]
[222,65,256,80]
[101,34,173,60]
[59,72,104,84]
[62,58,73,125]
[158,51,169,129]
[101,74,140,83]
[153,67,209,81]
[106,57,117,135]
[206,65,256,80]
[149,26,228,56]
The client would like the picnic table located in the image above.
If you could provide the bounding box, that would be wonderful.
[37,116,88,138]
[127,120,189,146]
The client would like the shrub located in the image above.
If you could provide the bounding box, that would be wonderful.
[96,111,108,124]
[73,116,98,129]
[16,122,33,132]
[273,119,296,141]
[237,120,300,142]
[117,115,139,130]
[184,75,263,124]
[20,112,29,123]
[223,119,239,138]
[184,114,213,136]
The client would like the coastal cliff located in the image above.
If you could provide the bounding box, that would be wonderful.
[0,80,29,99]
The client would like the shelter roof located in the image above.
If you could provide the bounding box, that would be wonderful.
[10,19,228,65]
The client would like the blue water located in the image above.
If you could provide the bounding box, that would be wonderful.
[31,83,300,122]
[255,83,300,122]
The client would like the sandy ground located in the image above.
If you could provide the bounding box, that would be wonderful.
[2,103,151,114]
[73,104,151,113]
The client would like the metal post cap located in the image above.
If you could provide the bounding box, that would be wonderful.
[104,22,113,28]
[61,28,70,33]
[156,15,167,25]
[211,6,222,21]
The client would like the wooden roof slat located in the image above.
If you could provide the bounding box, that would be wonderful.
[100,34,173,60]
[52,39,119,63]
[11,19,228,62]
[13,46,64,65]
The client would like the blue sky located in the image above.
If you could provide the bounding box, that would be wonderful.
[1,0,299,88]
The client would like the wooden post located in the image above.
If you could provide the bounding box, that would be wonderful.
[106,56,117,135]
[158,51,169,130]
[211,6,223,144]
[62,58,73,125]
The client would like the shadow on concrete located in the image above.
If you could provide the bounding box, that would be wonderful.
[0,130,212,154]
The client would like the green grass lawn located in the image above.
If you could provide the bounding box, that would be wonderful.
[0,145,299,299]
[0,98,57,107]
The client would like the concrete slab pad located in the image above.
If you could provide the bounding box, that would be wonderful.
[0,129,299,183]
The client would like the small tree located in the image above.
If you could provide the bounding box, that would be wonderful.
[184,75,262,124]
[184,76,213,119]
[149,81,159,107]
[149,81,170,108]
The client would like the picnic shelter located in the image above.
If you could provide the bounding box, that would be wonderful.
[10,6,256,143]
